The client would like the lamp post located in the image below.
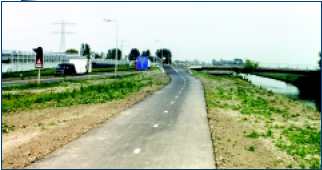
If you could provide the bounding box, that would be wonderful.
[104,18,119,78]
[120,40,127,59]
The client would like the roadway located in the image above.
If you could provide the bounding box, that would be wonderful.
[28,65,215,168]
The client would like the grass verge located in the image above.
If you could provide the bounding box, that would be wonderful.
[2,74,151,114]
[193,71,320,168]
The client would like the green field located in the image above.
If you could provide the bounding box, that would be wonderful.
[2,71,167,114]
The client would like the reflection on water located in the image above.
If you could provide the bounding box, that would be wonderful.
[240,74,300,97]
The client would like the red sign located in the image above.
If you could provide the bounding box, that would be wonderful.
[33,47,44,68]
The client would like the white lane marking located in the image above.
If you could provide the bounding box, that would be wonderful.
[153,123,159,128]
[133,148,141,154]
[164,110,168,113]
[175,95,179,99]
[170,101,175,105]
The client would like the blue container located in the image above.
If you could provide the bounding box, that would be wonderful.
[136,56,149,71]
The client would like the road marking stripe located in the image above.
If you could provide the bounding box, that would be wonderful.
[164,110,168,113]
[170,101,175,104]
[153,124,159,128]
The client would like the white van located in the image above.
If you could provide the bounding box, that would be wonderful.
[68,58,88,74]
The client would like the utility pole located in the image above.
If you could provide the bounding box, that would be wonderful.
[52,20,76,52]
[104,18,119,78]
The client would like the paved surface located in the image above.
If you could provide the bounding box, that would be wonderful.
[29,65,215,168]
[2,71,135,87]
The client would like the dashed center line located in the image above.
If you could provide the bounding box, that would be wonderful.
[175,95,179,99]
[164,110,168,113]
[170,101,175,105]
[133,148,141,154]
[153,124,159,128]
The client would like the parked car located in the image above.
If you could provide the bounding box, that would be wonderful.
[56,63,77,75]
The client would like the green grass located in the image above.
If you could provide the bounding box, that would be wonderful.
[193,71,320,168]
[266,128,273,137]
[2,71,139,91]
[2,68,56,79]
[245,131,260,139]
[91,64,133,73]
[2,74,155,114]
[3,81,69,91]
[247,145,256,152]
[193,71,289,118]
[275,126,320,169]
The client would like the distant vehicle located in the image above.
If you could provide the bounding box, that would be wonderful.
[68,58,88,74]
[56,63,77,75]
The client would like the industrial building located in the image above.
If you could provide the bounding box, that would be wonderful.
[2,50,71,72]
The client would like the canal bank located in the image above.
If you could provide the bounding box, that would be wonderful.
[193,71,320,169]
[240,74,317,109]
[253,71,321,111]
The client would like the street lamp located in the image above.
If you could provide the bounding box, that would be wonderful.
[104,18,119,77]
[120,40,129,62]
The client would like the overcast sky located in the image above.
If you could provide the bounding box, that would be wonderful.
[2,2,321,67]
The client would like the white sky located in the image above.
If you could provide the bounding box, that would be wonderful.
[2,2,321,67]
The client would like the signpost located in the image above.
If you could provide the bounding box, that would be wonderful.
[33,47,44,84]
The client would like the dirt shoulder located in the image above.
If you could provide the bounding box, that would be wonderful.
[194,72,320,168]
[2,71,170,168]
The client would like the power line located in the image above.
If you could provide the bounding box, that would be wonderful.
[52,20,76,52]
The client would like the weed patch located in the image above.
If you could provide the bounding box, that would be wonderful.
[247,145,256,152]
[2,73,157,114]
[245,131,260,139]
[2,122,15,133]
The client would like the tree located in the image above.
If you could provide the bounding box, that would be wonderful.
[244,59,259,73]
[147,56,155,62]
[106,48,122,60]
[80,43,91,57]
[65,48,78,54]
[156,48,172,64]
[142,49,151,56]
[128,48,140,60]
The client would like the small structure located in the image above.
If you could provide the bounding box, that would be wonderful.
[135,55,149,71]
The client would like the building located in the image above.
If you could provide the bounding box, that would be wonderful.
[212,58,244,66]
[2,50,72,72]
